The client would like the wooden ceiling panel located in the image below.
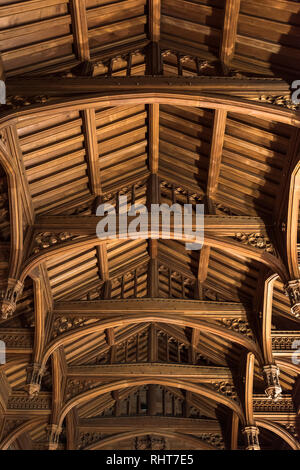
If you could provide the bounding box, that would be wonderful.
[108,239,149,276]
[0,0,75,77]
[159,105,213,192]
[97,105,149,190]
[161,0,224,59]
[205,248,260,302]
[17,110,91,215]
[46,247,100,300]
[216,112,294,216]
[234,0,300,77]
[4,361,28,390]
[87,0,147,54]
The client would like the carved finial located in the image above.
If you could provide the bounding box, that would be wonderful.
[26,363,45,397]
[47,424,62,451]
[263,364,282,400]
[284,280,300,318]
[0,279,24,319]
[242,426,260,450]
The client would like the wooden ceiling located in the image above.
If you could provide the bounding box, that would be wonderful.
[0,0,300,451]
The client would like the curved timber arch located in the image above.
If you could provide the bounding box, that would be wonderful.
[57,377,246,430]
[41,313,264,369]
[1,91,299,127]
[286,161,300,280]
[19,232,289,285]
[262,274,278,364]
[0,417,47,450]
[256,420,300,450]
[0,146,23,280]
[85,430,217,450]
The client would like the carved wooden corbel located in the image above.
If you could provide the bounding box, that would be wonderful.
[0,278,23,319]
[242,426,260,450]
[47,424,63,451]
[262,364,282,401]
[26,363,46,398]
[243,353,260,450]
[284,279,300,318]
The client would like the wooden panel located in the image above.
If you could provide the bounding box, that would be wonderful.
[97,105,149,190]
[17,111,91,215]
[216,112,294,216]
[47,248,99,300]
[235,0,300,77]
[0,1,75,76]
[159,105,213,191]
[161,0,224,58]
[88,0,147,52]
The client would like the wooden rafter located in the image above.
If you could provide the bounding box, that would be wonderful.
[149,0,161,43]
[197,109,228,299]
[70,0,90,62]
[220,0,241,72]
[82,109,101,196]
[149,104,160,174]
[4,124,34,226]
[207,110,228,199]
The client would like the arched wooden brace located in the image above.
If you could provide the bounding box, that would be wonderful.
[244,353,255,427]
[40,313,264,371]
[286,161,300,281]
[25,269,52,397]
[276,359,300,376]
[85,429,216,450]
[261,274,282,400]
[1,91,300,127]
[19,232,289,285]
[50,349,65,426]
[0,417,46,450]
[242,353,260,450]
[284,161,300,317]
[256,419,300,451]
[55,377,246,436]
[0,143,24,319]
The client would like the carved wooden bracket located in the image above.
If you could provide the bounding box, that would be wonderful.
[26,363,46,398]
[47,424,63,451]
[242,425,260,450]
[284,279,300,318]
[262,364,282,401]
[0,278,24,320]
